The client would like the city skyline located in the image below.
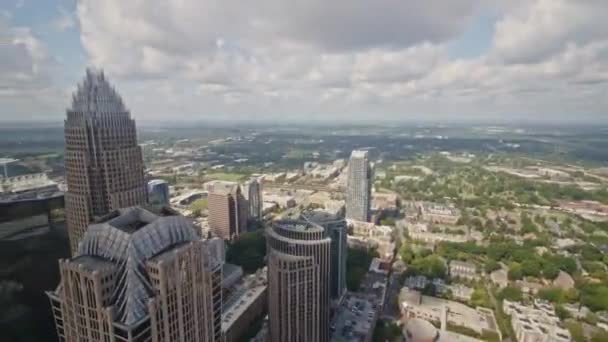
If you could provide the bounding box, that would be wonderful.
[2,1,608,123]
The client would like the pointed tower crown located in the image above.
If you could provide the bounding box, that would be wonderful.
[70,68,127,113]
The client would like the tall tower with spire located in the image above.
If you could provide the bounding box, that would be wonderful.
[64,69,147,254]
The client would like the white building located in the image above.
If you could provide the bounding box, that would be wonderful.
[503,299,571,342]
[346,150,372,222]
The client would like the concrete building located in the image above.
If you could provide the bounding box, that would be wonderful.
[449,261,478,281]
[403,318,484,342]
[503,299,571,342]
[47,207,216,342]
[303,210,348,300]
[222,268,268,342]
[242,177,263,222]
[490,269,509,289]
[0,172,58,195]
[64,70,147,254]
[147,179,170,206]
[266,220,332,342]
[330,293,378,342]
[400,288,501,341]
[346,150,372,222]
[207,181,248,240]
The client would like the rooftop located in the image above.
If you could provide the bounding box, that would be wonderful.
[350,150,369,159]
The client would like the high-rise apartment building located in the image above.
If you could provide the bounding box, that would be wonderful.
[242,177,263,222]
[147,179,170,206]
[47,207,216,342]
[346,150,372,222]
[303,211,348,301]
[64,69,147,254]
[266,220,331,342]
[207,181,248,239]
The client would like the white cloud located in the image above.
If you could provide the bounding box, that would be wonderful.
[0,15,62,116]
[4,0,608,122]
[51,7,76,32]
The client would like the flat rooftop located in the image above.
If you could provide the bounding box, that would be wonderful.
[331,293,377,342]
[221,284,266,331]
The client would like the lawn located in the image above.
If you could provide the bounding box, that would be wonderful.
[204,172,246,182]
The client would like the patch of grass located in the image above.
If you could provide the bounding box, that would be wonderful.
[204,172,246,182]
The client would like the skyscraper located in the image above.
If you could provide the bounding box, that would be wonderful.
[147,179,170,206]
[346,150,372,222]
[64,69,147,254]
[303,211,348,301]
[47,207,216,342]
[207,181,248,239]
[242,177,263,221]
[266,220,331,342]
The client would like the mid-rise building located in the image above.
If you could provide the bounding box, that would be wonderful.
[266,220,332,342]
[346,150,372,222]
[207,181,248,240]
[449,260,478,281]
[64,69,147,254]
[147,179,170,206]
[303,211,348,301]
[222,268,268,342]
[47,206,216,342]
[503,299,571,342]
[242,177,263,222]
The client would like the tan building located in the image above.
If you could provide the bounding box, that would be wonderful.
[266,220,332,342]
[47,207,216,342]
[64,69,147,254]
[207,181,248,240]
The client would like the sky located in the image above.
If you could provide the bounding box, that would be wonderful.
[1,0,607,123]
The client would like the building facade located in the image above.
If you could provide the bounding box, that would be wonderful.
[266,220,332,342]
[64,69,147,254]
[147,179,170,206]
[346,150,372,222]
[242,177,263,221]
[47,207,216,342]
[207,181,248,240]
[303,211,348,300]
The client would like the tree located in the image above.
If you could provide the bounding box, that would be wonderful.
[399,245,415,264]
[555,305,570,320]
[591,330,608,342]
[508,263,523,280]
[542,262,560,280]
[521,259,541,277]
[408,255,447,279]
[225,231,266,273]
[498,286,523,302]
[538,287,566,304]
[484,259,500,274]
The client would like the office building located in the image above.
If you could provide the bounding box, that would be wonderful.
[346,150,372,222]
[242,177,263,221]
[266,220,331,342]
[147,179,170,206]
[207,181,248,239]
[47,207,216,342]
[303,211,347,300]
[222,268,268,342]
[64,69,147,254]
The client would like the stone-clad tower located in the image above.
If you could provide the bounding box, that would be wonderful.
[64,69,147,254]
[266,220,331,342]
